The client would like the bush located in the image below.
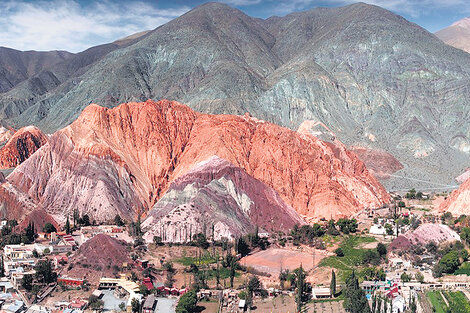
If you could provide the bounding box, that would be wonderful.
[334,248,344,257]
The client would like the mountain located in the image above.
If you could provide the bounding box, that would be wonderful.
[142,156,304,243]
[0,126,48,169]
[439,177,470,216]
[436,18,470,53]
[0,47,73,93]
[1,3,469,190]
[0,100,389,224]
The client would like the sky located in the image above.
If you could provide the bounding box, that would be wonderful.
[0,0,468,53]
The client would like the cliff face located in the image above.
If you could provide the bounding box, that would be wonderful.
[142,156,304,242]
[439,178,470,216]
[3,100,389,223]
[0,126,48,169]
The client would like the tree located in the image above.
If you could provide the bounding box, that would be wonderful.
[73,209,79,227]
[246,276,261,308]
[330,270,336,297]
[376,243,387,257]
[415,271,424,283]
[21,274,33,291]
[229,256,237,288]
[385,223,394,236]
[294,265,306,313]
[24,222,36,243]
[236,237,250,256]
[335,248,344,257]
[400,272,411,282]
[193,233,209,249]
[65,216,71,234]
[42,223,57,234]
[176,290,197,313]
[279,269,289,290]
[114,214,125,226]
[153,236,163,246]
[344,271,371,313]
[131,297,140,313]
[81,214,91,226]
[439,250,461,274]
[0,255,4,277]
[139,284,149,296]
[34,259,57,284]
[88,295,104,310]
[119,302,126,312]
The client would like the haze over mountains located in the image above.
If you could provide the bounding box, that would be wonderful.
[0,2,470,193]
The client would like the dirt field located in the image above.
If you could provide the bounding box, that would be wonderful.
[252,296,346,313]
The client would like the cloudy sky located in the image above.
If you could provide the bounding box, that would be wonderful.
[0,0,467,52]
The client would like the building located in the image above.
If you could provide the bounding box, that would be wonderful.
[57,276,84,287]
[0,280,14,293]
[369,224,387,235]
[136,259,149,269]
[3,300,25,313]
[142,295,157,313]
[312,287,331,299]
[392,295,405,313]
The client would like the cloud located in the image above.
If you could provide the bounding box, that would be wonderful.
[268,0,470,18]
[0,0,190,52]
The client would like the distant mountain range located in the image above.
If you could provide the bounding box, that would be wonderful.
[436,17,470,54]
[1,2,470,191]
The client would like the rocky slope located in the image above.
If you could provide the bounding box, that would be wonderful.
[439,178,470,216]
[0,47,73,93]
[1,100,389,224]
[0,3,469,189]
[436,18,470,53]
[0,126,48,169]
[349,147,404,180]
[142,156,304,242]
[18,208,60,233]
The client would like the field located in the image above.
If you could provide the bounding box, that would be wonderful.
[426,291,447,313]
[454,262,470,275]
[426,290,470,313]
[319,236,376,279]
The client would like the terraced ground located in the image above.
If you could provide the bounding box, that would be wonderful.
[426,290,470,313]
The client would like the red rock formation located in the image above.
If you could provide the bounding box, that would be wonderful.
[0,126,48,169]
[18,208,60,232]
[439,178,470,216]
[350,146,404,180]
[5,100,389,222]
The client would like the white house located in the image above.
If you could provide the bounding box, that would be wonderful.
[369,224,386,235]
[392,295,405,313]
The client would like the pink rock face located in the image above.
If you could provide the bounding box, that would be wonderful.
[142,156,304,242]
[0,126,48,169]
[404,223,460,245]
[4,100,389,222]
[439,178,470,216]
[350,146,403,180]
[18,208,60,233]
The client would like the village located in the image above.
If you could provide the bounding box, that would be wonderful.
[0,190,468,313]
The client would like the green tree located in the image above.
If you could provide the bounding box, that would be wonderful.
[88,295,104,310]
[236,237,250,256]
[193,233,209,249]
[415,271,424,283]
[176,290,197,313]
[400,272,411,282]
[330,270,336,297]
[131,297,140,313]
[335,248,344,257]
[295,265,306,313]
[34,259,57,284]
[153,235,163,246]
[73,209,79,227]
[65,216,71,235]
[229,256,237,288]
[439,250,461,274]
[139,284,149,296]
[376,243,387,257]
[384,223,394,236]
[42,223,57,234]
[21,274,33,291]
[24,222,36,243]
[119,302,126,312]
[114,214,125,226]
[344,271,371,313]
[279,269,289,290]
[0,255,4,277]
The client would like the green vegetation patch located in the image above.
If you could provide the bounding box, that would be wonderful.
[174,253,217,266]
[426,291,447,313]
[319,236,376,279]
[443,291,470,313]
[454,262,470,276]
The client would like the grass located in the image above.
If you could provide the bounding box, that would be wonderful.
[454,262,470,276]
[426,291,448,313]
[319,235,376,280]
[443,291,470,313]
[174,253,217,266]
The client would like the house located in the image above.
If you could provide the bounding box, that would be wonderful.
[57,276,84,287]
[238,299,246,311]
[142,295,157,313]
[142,278,153,291]
[312,287,331,299]
[136,259,149,269]
[3,300,25,313]
[392,295,405,313]
[369,224,387,235]
[0,280,14,293]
